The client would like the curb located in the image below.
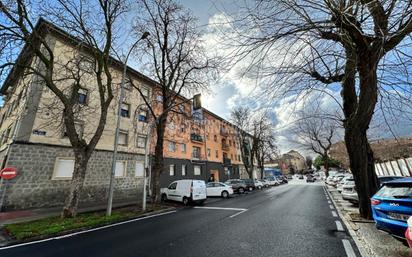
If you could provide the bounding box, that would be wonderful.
[324,186,375,257]
[0,206,177,248]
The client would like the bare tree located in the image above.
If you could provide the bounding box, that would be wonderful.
[292,109,340,177]
[305,156,313,170]
[252,112,278,179]
[130,0,216,204]
[227,0,412,219]
[231,106,255,178]
[0,0,126,217]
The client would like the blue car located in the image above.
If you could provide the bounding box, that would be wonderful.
[371,177,412,238]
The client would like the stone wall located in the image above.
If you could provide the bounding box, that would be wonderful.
[2,142,145,210]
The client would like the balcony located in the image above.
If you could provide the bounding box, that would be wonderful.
[223,157,231,166]
[190,133,203,143]
[222,143,229,151]
[192,152,205,160]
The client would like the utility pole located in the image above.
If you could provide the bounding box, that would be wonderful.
[107,32,150,216]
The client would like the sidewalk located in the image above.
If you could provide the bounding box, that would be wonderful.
[326,186,412,257]
[0,199,142,225]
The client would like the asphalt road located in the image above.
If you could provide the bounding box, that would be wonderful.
[0,180,360,257]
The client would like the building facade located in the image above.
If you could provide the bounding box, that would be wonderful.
[0,20,252,210]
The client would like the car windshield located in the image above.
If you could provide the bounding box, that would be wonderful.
[375,184,412,198]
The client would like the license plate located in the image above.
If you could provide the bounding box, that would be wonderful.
[388,212,410,221]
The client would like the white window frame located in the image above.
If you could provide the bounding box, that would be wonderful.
[118,130,128,146]
[115,161,127,178]
[182,164,187,176]
[169,164,175,176]
[181,143,186,153]
[168,142,176,152]
[52,158,75,180]
[194,165,201,176]
[135,162,144,177]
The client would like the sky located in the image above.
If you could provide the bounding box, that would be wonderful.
[175,0,412,157]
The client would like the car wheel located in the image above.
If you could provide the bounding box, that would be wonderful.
[258,186,262,190]
[182,197,189,206]
[221,191,229,198]
[238,187,245,194]
[248,187,253,191]
[161,193,167,202]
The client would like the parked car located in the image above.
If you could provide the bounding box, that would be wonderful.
[299,175,304,179]
[371,177,412,238]
[378,176,403,187]
[337,175,353,193]
[330,174,346,187]
[264,177,279,186]
[287,175,293,180]
[242,179,263,191]
[259,179,270,188]
[224,179,247,194]
[341,179,358,204]
[161,179,207,205]
[206,182,234,198]
[306,175,315,183]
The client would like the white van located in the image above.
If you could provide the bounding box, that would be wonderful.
[161,179,207,205]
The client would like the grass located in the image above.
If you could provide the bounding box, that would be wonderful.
[4,206,167,241]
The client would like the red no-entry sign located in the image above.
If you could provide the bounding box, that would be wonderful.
[0,167,17,180]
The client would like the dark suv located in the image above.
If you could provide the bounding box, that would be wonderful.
[242,179,262,191]
[225,179,247,194]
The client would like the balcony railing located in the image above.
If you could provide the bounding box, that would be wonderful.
[192,152,205,160]
[190,133,203,143]
[222,143,229,151]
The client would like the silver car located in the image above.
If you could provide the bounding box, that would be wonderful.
[341,179,358,204]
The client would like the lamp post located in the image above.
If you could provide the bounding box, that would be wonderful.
[107,32,150,216]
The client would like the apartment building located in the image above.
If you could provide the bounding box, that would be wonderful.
[0,20,254,210]
[0,20,154,210]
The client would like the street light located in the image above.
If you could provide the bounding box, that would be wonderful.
[106,31,150,216]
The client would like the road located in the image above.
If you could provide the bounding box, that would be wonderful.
[0,180,360,257]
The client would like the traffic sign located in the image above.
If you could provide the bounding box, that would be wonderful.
[0,167,17,180]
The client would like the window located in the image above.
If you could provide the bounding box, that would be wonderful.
[118,131,128,146]
[156,94,163,102]
[181,143,186,153]
[168,142,176,152]
[229,140,232,146]
[214,135,217,142]
[169,165,175,176]
[63,122,84,138]
[115,161,126,177]
[138,109,148,122]
[123,81,132,91]
[207,148,211,157]
[231,154,233,160]
[182,165,187,176]
[178,105,185,113]
[137,136,146,148]
[120,103,130,118]
[78,88,88,104]
[141,87,149,98]
[53,158,74,179]
[238,155,241,161]
[193,146,201,159]
[215,150,218,158]
[135,162,144,177]
[194,165,201,176]
[168,182,177,190]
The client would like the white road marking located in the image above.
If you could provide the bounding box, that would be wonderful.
[229,209,248,218]
[342,239,356,257]
[336,221,345,231]
[328,200,332,204]
[194,206,248,218]
[193,206,247,211]
[332,211,338,217]
[329,204,335,209]
[0,210,177,250]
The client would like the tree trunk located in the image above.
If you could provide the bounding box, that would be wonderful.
[61,150,89,218]
[323,154,329,178]
[151,117,166,206]
[344,129,378,219]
